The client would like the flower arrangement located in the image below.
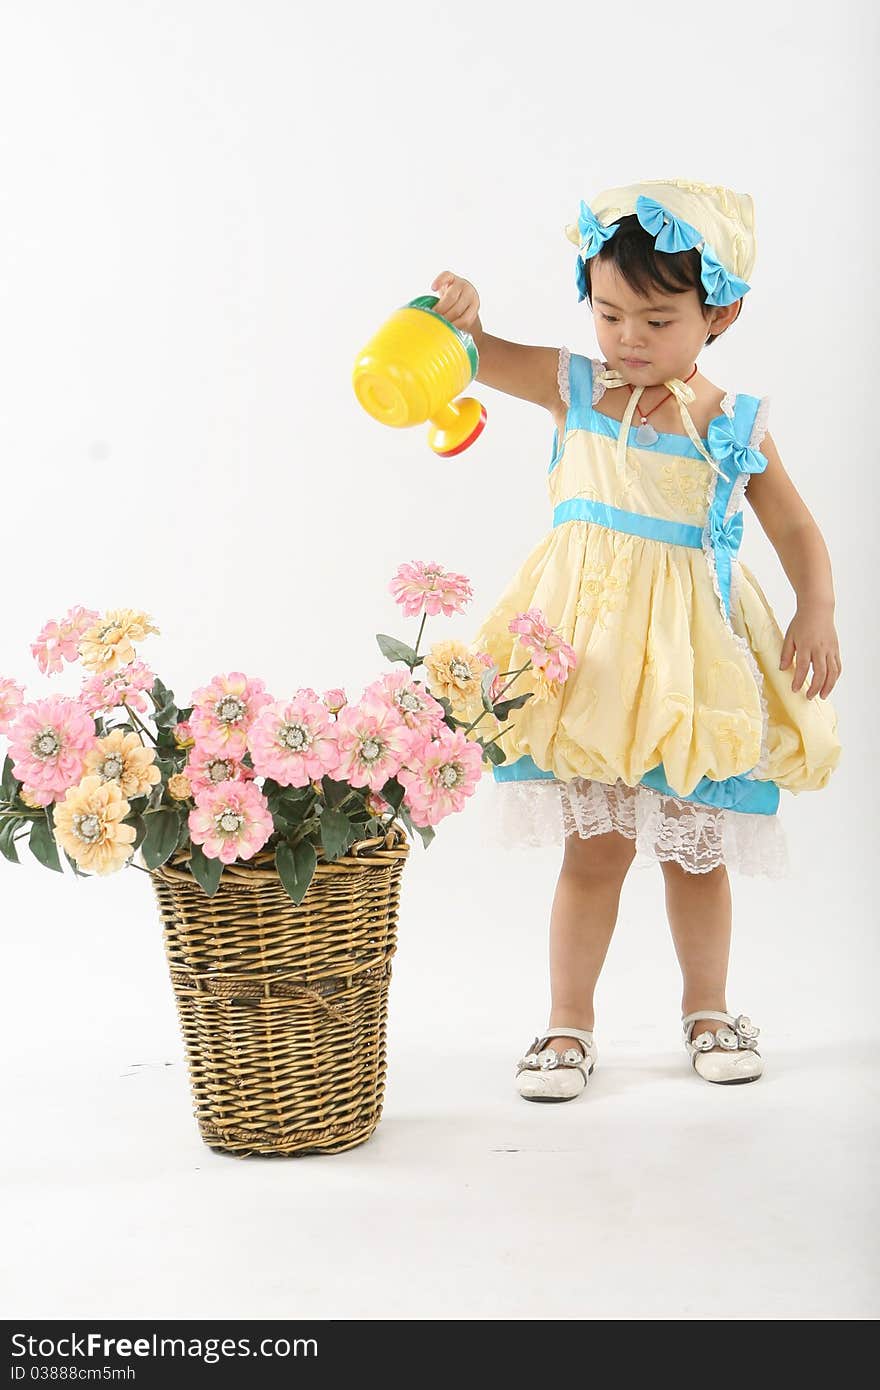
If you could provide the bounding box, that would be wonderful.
[0,569,576,903]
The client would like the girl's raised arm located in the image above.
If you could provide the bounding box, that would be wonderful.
[431,270,562,414]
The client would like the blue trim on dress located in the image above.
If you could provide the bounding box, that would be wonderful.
[553,497,703,549]
[493,756,779,814]
[550,353,734,469]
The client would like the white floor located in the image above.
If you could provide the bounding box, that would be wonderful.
[2,785,877,1321]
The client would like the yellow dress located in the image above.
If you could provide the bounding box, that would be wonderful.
[471,349,842,877]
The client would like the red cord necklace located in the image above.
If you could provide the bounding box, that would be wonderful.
[627,363,698,445]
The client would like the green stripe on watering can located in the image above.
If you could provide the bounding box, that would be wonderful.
[405,295,480,379]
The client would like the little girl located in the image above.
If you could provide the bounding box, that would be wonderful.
[429,177,842,1099]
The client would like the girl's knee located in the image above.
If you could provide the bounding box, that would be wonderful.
[660,858,728,885]
[563,830,636,882]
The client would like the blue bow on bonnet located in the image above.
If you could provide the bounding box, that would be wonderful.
[574,194,751,307]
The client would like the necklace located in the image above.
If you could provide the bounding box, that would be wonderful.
[626,363,698,446]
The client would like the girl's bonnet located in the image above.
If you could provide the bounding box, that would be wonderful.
[564,177,758,479]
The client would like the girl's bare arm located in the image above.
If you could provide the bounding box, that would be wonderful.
[430,271,561,413]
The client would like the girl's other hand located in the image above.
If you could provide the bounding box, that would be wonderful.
[430,271,480,333]
[779,601,842,699]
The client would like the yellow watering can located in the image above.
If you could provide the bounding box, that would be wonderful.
[352,294,487,456]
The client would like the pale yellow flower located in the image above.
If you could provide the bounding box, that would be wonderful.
[20,786,49,809]
[53,775,136,875]
[423,639,484,719]
[167,772,193,801]
[83,728,161,798]
[79,609,160,674]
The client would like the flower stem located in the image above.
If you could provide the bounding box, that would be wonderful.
[122,701,159,747]
[460,661,532,735]
[412,611,428,660]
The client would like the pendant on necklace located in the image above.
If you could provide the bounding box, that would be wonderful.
[635,421,659,446]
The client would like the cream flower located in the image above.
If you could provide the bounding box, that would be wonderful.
[53,775,137,875]
[423,640,484,718]
[82,728,161,799]
[167,772,194,801]
[78,609,160,674]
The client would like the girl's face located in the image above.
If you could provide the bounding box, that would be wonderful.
[589,258,740,386]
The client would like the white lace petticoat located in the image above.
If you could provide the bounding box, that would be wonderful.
[484,776,791,878]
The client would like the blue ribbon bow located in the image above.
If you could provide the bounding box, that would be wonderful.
[707,507,744,619]
[575,201,620,301]
[706,416,768,478]
[700,241,752,306]
[635,195,703,253]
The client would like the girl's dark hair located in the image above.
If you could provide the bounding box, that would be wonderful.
[582,213,742,347]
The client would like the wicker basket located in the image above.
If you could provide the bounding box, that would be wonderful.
[148,823,410,1156]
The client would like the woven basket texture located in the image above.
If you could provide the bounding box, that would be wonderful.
[149,825,410,1156]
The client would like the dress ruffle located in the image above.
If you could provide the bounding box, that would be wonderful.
[482,775,791,878]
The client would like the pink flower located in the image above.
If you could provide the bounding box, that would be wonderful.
[388,560,473,618]
[30,605,100,676]
[361,670,446,735]
[321,688,348,715]
[0,678,26,734]
[185,745,257,795]
[509,608,554,645]
[173,720,195,748]
[188,780,274,864]
[6,695,98,799]
[397,726,484,826]
[365,790,391,816]
[189,672,274,759]
[333,700,414,791]
[79,660,155,715]
[247,693,341,787]
[509,609,577,685]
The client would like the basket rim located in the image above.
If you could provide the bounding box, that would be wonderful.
[146,820,411,884]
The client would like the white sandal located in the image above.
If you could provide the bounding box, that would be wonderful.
[683,1010,763,1084]
[515,1026,597,1102]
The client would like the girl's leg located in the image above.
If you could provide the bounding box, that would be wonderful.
[544,829,636,1053]
[660,859,732,1047]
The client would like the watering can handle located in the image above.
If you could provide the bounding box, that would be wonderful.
[406,294,479,358]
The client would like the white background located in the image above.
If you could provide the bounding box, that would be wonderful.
[0,0,876,1320]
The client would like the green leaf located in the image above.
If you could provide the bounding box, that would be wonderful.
[151,676,171,706]
[320,807,354,861]
[492,692,533,721]
[2,754,19,800]
[275,839,317,905]
[141,808,181,870]
[376,633,419,667]
[480,739,507,766]
[0,817,23,864]
[129,815,148,853]
[187,842,224,897]
[321,775,350,809]
[29,817,63,873]
[396,803,434,847]
[175,814,191,851]
[379,776,406,812]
